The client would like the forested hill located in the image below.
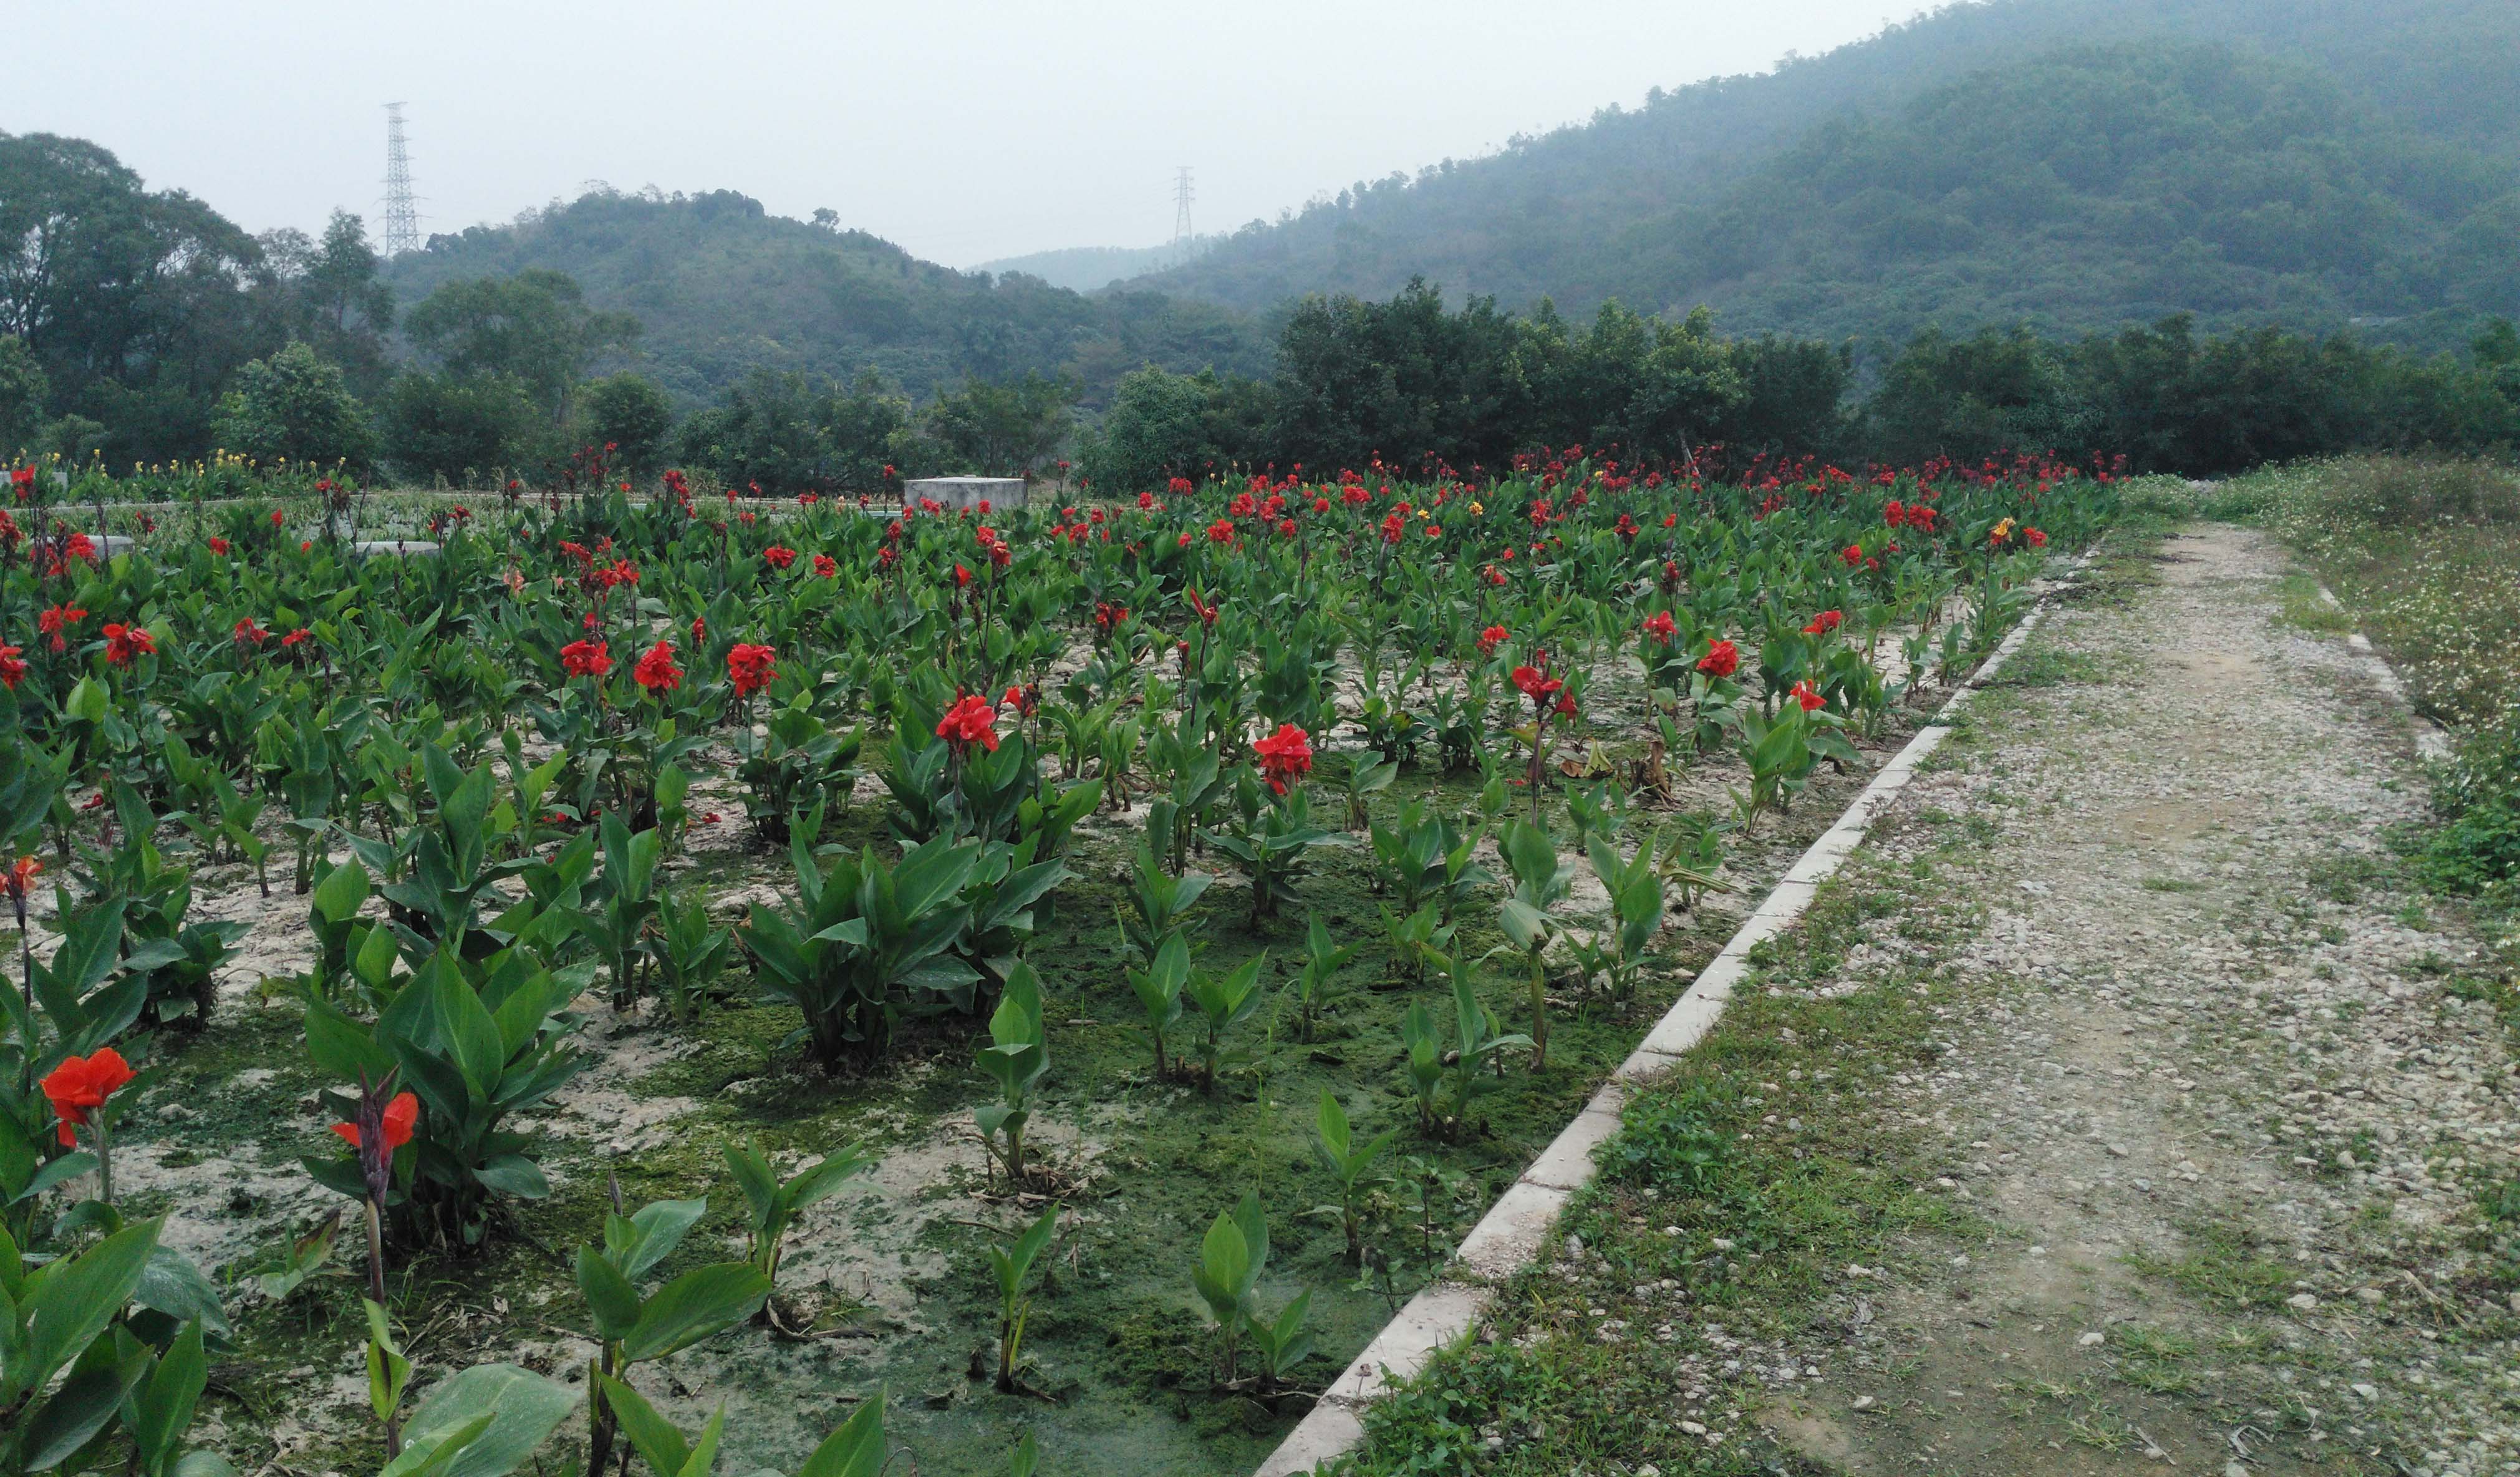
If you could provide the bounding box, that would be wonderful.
[1138,0,2520,351]
[381,190,1268,406]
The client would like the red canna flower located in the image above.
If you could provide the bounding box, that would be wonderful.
[1643,611,1677,644]
[1790,680,1825,712]
[101,622,154,666]
[208,536,231,555]
[331,1090,419,1151]
[727,642,776,697]
[1001,682,1036,718]
[1252,723,1313,795]
[1477,625,1509,656]
[3,854,39,899]
[281,628,311,648]
[38,604,85,652]
[1883,500,1904,527]
[634,641,682,694]
[935,694,1000,755]
[561,638,612,678]
[1209,518,1237,545]
[763,545,796,571]
[0,645,22,690]
[691,615,707,643]
[41,1048,135,1146]
[953,563,973,588]
[2025,528,2047,547]
[812,553,837,578]
[1802,610,1843,636]
[270,508,284,528]
[1510,664,1564,707]
[232,617,269,647]
[1697,640,1740,679]
[1842,545,1863,567]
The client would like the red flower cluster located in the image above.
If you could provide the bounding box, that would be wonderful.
[102,622,154,666]
[561,638,612,677]
[812,553,838,578]
[763,545,796,571]
[1477,625,1509,656]
[1642,611,1677,644]
[0,645,22,690]
[1253,723,1313,795]
[727,643,776,697]
[37,604,82,652]
[209,536,231,555]
[634,641,682,694]
[1511,664,1563,706]
[331,1090,418,1150]
[233,617,269,647]
[1802,610,1843,636]
[41,1048,134,1146]
[936,694,1000,755]
[1697,639,1740,679]
[1789,680,1826,712]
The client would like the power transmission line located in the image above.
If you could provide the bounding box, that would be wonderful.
[382,102,422,257]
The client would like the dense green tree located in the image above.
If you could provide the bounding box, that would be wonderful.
[577,372,675,473]
[0,131,271,463]
[382,371,546,485]
[673,370,911,494]
[1866,328,2098,467]
[403,268,638,425]
[0,336,48,458]
[256,211,396,394]
[212,341,375,471]
[924,372,1078,476]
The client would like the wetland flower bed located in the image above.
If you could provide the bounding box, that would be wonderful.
[0,450,2120,1476]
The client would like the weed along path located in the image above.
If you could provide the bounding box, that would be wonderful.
[1716,525,2514,1476]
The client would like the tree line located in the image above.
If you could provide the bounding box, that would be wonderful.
[1081,281,2520,487]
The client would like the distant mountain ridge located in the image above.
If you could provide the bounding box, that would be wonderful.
[1136,0,2519,351]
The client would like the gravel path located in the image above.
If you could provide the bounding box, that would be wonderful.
[1760,526,2518,1476]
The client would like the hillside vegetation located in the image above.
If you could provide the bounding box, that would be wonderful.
[383,190,1268,407]
[1144,0,2520,351]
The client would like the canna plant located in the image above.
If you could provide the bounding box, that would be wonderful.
[734,694,864,845]
[1564,835,1666,1009]
[973,962,1048,1181]
[0,1217,235,1477]
[1379,901,1454,987]
[1118,844,1209,962]
[1206,768,1335,924]
[1328,749,1398,830]
[590,1376,888,1477]
[1494,816,1574,1068]
[741,816,982,1069]
[647,885,733,1023]
[1287,913,1360,1042]
[1190,1191,1308,1390]
[986,1203,1063,1393]
[576,1189,773,1477]
[723,1139,877,1329]
[303,933,585,1247]
[1310,1089,1398,1262]
[1184,951,1267,1091]
[1367,800,1489,923]
[1125,931,1190,1080]
[581,813,664,1012]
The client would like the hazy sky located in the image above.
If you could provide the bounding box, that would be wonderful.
[8,0,1946,267]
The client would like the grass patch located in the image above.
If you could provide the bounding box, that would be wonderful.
[2127,1217,2296,1311]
